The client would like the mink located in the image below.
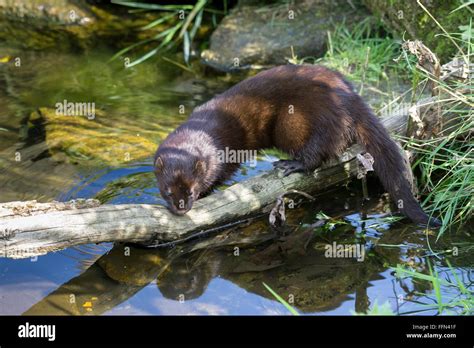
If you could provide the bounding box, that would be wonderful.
[153,64,441,227]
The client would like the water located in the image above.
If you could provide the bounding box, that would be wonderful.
[0,47,472,315]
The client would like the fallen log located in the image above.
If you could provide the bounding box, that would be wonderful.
[0,95,446,259]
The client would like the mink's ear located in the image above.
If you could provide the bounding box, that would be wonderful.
[194,159,207,176]
[154,156,164,173]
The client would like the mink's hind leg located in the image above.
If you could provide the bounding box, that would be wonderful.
[273,160,305,176]
[273,156,324,177]
[273,137,326,176]
[273,121,339,177]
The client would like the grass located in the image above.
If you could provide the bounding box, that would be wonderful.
[110,0,226,67]
[403,108,473,238]
[393,259,474,315]
[398,16,473,238]
[289,17,417,115]
[262,282,300,315]
[291,18,412,90]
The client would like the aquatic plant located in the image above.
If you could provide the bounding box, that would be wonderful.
[393,259,474,315]
[110,0,226,67]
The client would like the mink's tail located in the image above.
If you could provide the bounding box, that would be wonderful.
[354,107,441,228]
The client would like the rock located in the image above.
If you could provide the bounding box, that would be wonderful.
[201,0,370,71]
[363,0,469,62]
[0,0,162,50]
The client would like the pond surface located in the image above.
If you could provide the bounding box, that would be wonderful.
[0,47,472,315]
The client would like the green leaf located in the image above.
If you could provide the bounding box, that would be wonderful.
[262,282,300,315]
[109,38,155,62]
[459,24,473,42]
[111,1,193,11]
[126,45,161,68]
[190,9,204,39]
[178,0,208,39]
[141,13,176,30]
[183,30,190,64]
[451,0,474,13]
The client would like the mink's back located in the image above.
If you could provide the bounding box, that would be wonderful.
[185,64,360,157]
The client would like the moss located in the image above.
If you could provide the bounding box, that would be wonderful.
[98,246,164,286]
[0,0,167,51]
[33,107,164,166]
[363,0,470,62]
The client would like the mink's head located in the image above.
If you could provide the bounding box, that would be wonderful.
[154,153,208,215]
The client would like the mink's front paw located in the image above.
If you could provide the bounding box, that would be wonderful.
[273,160,305,176]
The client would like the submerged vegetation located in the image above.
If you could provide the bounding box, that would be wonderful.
[394,260,474,315]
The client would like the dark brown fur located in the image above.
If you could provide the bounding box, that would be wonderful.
[154,65,440,226]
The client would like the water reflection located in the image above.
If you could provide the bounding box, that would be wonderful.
[19,188,471,316]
